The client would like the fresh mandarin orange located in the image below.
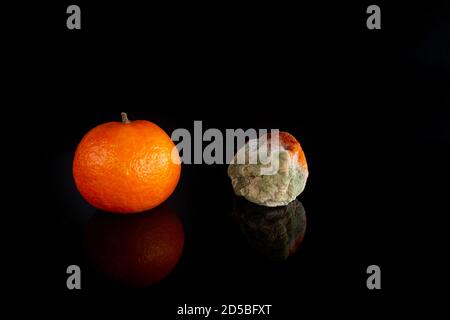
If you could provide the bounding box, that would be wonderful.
[73,113,181,213]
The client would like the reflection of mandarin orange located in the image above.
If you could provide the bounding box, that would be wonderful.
[73,113,181,213]
[85,206,184,287]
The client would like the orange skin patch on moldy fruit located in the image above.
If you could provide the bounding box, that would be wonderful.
[73,113,181,214]
[267,131,308,169]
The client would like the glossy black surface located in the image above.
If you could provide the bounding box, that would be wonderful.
[32,105,449,319]
[13,1,450,318]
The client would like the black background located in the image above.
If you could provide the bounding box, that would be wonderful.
[10,0,450,318]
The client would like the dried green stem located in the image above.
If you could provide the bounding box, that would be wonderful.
[121,112,131,124]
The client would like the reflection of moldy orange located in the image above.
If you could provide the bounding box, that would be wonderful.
[228,132,308,206]
[233,198,307,260]
[85,205,184,287]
